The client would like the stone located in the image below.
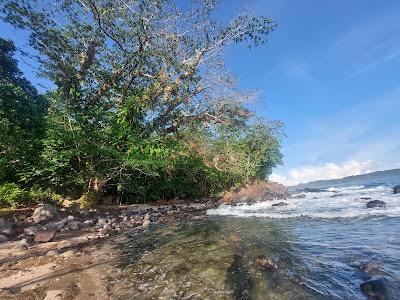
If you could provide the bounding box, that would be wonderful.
[272,202,289,207]
[366,200,386,209]
[142,219,151,228]
[110,217,118,224]
[360,262,380,274]
[1,227,15,237]
[0,234,9,243]
[61,250,75,258]
[66,215,74,222]
[0,218,11,229]
[360,197,372,200]
[255,255,277,270]
[360,278,390,300]
[34,229,56,243]
[394,185,400,194]
[246,199,257,206]
[82,220,94,228]
[23,227,36,236]
[103,224,112,230]
[44,290,63,300]
[46,249,59,256]
[68,221,81,230]
[16,238,29,249]
[32,204,59,223]
[97,218,107,226]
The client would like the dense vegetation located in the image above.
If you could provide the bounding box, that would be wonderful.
[0,0,283,207]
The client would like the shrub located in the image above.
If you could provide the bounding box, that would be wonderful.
[0,183,28,208]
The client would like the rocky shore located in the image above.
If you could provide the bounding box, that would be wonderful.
[0,199,218,299]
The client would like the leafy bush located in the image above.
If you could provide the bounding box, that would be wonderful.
[0,183,62,208]
[0,183,28,208]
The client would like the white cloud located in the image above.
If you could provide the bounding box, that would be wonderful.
[270,160,383,186]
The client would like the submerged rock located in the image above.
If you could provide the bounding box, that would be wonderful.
[366,200,386,209]
[34,229,56,243]
[394,185,400,194]
[255,255,278,270]
[32,204,59,223]
[360,262,381,274]
[272,202,289,207]
[360,278,390,300]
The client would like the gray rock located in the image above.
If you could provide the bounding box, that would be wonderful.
[360,278,390,300]
[0,234,9,243]
[1,227,15,237]
[68,221,81,230]
[272,202,289,207]
[97,218,107,226]
[16,238,30,249]
[46,249,59,256]
[23,227,36,236]
[394,185,400,194]
[32,204,59,223]
[0,218,11,230]
[82,220,94,228]
[34,229,56,243]
[66,215,74,222]
[103,224,112,231]
[366,200,386,209]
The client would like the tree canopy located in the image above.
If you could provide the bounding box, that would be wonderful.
[0,0,283,206]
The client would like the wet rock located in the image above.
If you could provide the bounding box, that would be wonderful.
[16,238,30,249]
[330,193,345,198]
[46,249,59,256]
[394,185,400,194]
[0,234,9,243]
[246,199,257,206]
[272,202,289,207]
[360,262,381,274]
[361,197,372,200]
[34,229,56,243]
[360,278,390,300]
[255,255,278,270]
[291,194,306,199]
[68,221,81,230]
[366,200,386,209]
[32,204,59,223]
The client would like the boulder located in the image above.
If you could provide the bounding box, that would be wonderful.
[0,217,10,229]
[0,234,9,243]
[34,229,56,243]
[222,182,289,204]
[32,204,59,223]
[246,199,257,206]
[272,202,289,207]
[360,278,390,300]
[67,221,81,230]
[1,227,15,237]
[366,200,386,209]
[394,185,400,194]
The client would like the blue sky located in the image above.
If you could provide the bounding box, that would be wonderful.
[216,0,400,184]
[1,0,399,185]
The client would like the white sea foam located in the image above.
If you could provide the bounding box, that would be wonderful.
[207,185,400,219]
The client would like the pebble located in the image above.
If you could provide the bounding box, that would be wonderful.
[46,249,59,256]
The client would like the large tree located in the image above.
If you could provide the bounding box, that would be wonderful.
[1,0,283,203]
[0,37,47,183]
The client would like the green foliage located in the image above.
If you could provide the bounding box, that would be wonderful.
[0,183,61,208]
[0,1,284,206]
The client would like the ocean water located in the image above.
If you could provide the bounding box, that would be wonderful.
[117,181,400,299]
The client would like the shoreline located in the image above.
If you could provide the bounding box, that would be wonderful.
[0,200,218,299]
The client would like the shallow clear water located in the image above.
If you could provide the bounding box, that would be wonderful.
[116,184,400,299]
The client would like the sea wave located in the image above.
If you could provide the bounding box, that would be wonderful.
[207,185,400,219]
